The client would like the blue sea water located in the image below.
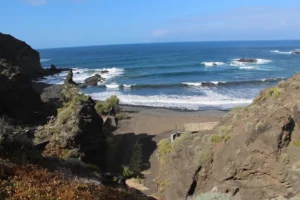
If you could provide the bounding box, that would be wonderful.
[38,41,300,110]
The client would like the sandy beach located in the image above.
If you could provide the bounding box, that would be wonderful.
[117,105,227,135]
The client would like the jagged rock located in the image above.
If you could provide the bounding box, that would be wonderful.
[237,58,257,63]
[101,70,109,74]
[84,74,105,86]
[0,59,45,123]
[292,52,300,54]
[40,89,106,171]
[0,32,45,79]
[64,69,77,85]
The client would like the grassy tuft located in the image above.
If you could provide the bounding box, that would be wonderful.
[157,139,172,164]
[195,148,213,166]
[293,140,300,147]
[172,133,196,152]
[211,135,231,143]
[266,87,280,98]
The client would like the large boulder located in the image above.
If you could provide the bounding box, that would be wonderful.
[0,33,45,79]
[79,74,105,88]
[0,59,45,123]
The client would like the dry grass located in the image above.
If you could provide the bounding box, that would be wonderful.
[157,139,172,164]
[0,162,148,200]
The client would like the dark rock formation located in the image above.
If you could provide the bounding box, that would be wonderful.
[78,74,105,88]
[101,70,109,74]
[292,52,300,54]
[0,59,46,123]
[0,33,45,79]
[237,58,257,63]
[64,69,77,85]
[158,73,300,200]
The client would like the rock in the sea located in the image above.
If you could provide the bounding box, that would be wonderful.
[64,69,77,85]
[0,32,45,79]
[292,51,300,54]
[83,74,105,86]
[237,58,257,63]
[101,70,109,74]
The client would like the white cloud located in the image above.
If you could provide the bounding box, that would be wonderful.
[152,29,169,37]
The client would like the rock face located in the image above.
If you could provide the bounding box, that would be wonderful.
[0,33,45,79]
[36,83,107,171]
[0,59,44,123]
[237,58,257,63]
[158,73,300,200]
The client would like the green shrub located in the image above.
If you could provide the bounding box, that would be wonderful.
[86,164,100,173]
[187,192,231,200]
[195,148,213,166]
[172,133,196,152]
[129,141,143,173]
[115,113,129,120]
[293,140,300,147]
[95,95,120,114]
[218,125,232,135]
[157,139,172,164]
[211,135,231,143]
[266,87,280,98]
[122,165,134,177]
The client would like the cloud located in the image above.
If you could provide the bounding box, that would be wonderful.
[151,6,300,41]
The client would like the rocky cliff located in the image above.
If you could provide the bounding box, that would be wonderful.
[157,74,300,200]
[0,59,45,123]
[0,33,45,79]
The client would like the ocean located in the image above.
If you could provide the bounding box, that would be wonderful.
[38,41,300,110]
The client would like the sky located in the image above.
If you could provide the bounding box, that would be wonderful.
[1,0,300,48]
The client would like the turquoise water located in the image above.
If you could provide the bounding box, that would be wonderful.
[38,41,300,110]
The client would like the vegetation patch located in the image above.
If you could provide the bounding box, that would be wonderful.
[218,125,232,135]
[279,153,290,164]
[195,148,213,166]
[95,95,120,114]
[293,140,300,147]
[172,133,196,152]
[128,141,143,174]
[115,112,130,120]
[211,134,231,143]
[157,138,172,164]
[266,87,280,98]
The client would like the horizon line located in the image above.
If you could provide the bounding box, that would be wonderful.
[37,39,300,50]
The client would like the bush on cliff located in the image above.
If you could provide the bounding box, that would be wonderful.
[95,95,120,114]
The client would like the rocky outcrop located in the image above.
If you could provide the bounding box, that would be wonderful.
[0,33,45,79]
[35,83,106,171]
[292,52,300,55]
[0,59,45,123]
[158,73,300,200]
[64,69,77,85]
[237,58,257,63]
[79,74,105,88]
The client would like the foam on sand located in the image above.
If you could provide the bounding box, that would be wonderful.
[88,90,253,110]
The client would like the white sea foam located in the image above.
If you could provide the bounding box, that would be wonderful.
[87,90,252,110]
[123,84,133,88]
[40,58,51,62]
[40,67,124,84]
[239,66,258,70]
[270,50,292,54]
[255,59,272,64]
[201,62,225,67]
[105,83,119,89]
[183,82,202,86]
